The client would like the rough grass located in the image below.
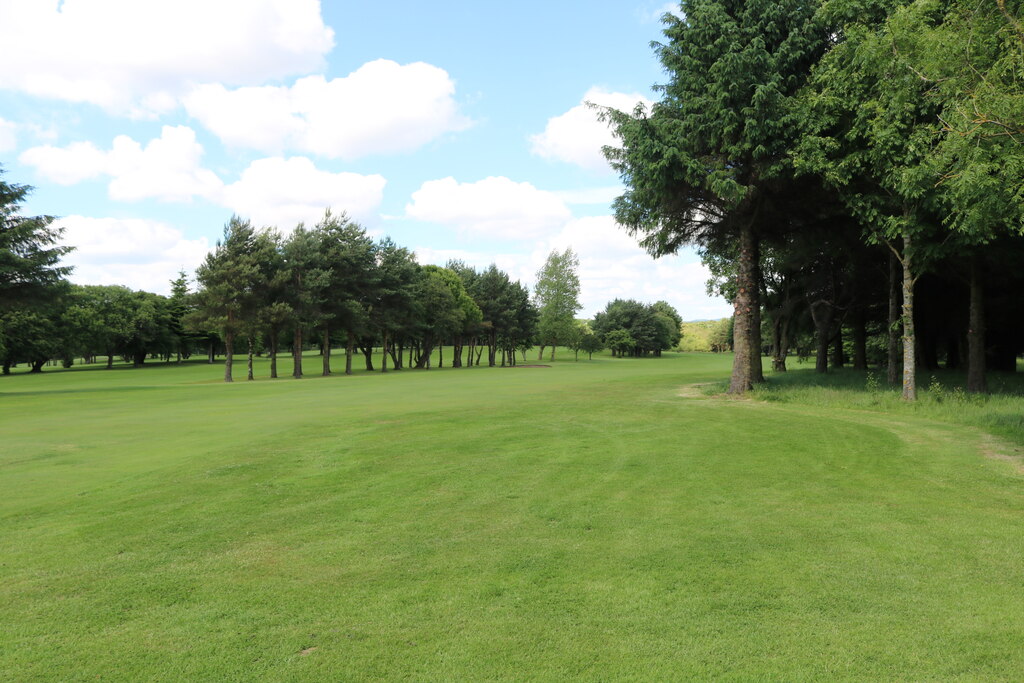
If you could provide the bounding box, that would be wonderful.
[734,364,1024,448]
[2,351,1023,680]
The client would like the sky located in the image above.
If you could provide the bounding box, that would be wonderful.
[0,0,731,320]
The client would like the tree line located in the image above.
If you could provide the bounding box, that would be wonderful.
[0,172,688,379]
[604,0,1024,399]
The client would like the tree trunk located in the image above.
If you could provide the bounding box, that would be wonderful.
[224,331,234,382]
[771,315,789,372]
[831,327,844,369]
[107,349,114,369]
[488,330,497,367]
[810,300,832,374]
[322,325,331,376]
[453,336,463,368]
[2,359,10,375]
[247,335,254,381]
[438,344,443,368]
[538,345,546,361]
[887,252,900,386]
[208,339,215,364]
[967,257,987,394]
[750,237,764,384]
[269,329,278,379]
[729,219,759,394]
[381,331,389,373]
[346,331,354,375]
[293,328,303,378]
[391,338,402,370]
[362,344,374,371]
[550,343,556,362]
[901,234,917,401]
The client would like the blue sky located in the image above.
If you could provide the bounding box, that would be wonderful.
[0,0,730,319]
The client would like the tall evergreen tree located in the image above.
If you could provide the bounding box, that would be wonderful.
[192,216,261,382]
[602,0,826,392]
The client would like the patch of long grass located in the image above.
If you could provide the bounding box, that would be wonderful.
[744,363,1024,445]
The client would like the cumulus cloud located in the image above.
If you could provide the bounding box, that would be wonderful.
[406,176,572,240]
[21,129,386,228]
[20,126,224,202]
[537,215,724,318]
[414,215,730,321]
[0,0,334,116]
[530,88,653,172]
[184,60,470,159]
[57,215,210,294]
[0,118,17,152]
[221,157,386,229]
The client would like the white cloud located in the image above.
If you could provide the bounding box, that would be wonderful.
[221,157,386,229]
[530,88,653,172]
[646,3,686,22]
[555,186,624,206]
[0,118,17,152]
[538,215,725,318]
[414,216,730,321]
[0,0,334,116]
[57,215,210,294]
[406,176,572,240]
[20,126,224,202]
[184,60,471,159]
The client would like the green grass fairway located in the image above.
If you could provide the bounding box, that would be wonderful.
[3,353,1024,680]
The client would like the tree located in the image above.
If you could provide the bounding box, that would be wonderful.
[797,0,948,400]
[251,230,290,379]
[579,325,604,360]
[605,328,636,357]
[192,216,262,382]
[602,0,826,392]
[414,266,466,369]
[373,238,420,372]
[534,247,581,361]
[167,271,197,363]
[282,225,330,379]
[313,211,376,376]
[0,166,72,312]
[909,0,1024,392]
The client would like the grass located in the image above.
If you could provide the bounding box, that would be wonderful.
[2,351,1023,680]
[738,363,1024,448]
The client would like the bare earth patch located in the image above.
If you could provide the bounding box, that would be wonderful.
[299,646,318,656]
[677,383,726,399]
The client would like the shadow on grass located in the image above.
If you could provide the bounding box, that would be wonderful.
[731,363,1024,446]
